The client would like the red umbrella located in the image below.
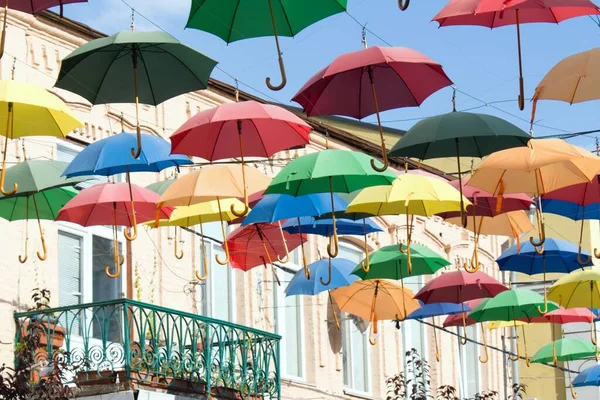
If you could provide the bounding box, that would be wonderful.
[433,0,600,110]
[56,183,172,277]
[442,299,483,328]
[415,270,508,304]
[170,100,311,217]
[226,222,307,284]
[292,45,452,171]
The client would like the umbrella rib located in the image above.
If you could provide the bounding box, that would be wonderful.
[150,43,212,90]
[389,64,420,106]
[226,0,242,43]
[250,119,269,157]
[92,47,129,105]
[279,2,296,37]
[136,50,159,106]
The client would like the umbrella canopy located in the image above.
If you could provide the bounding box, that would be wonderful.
[149,198,242,228]
[407,302,468,320]
[226,222,306,273]
[531,338,596,364]
[242,193,348,226]
[544,308,596,325]
[0,186,78,221]
[145,178,175,196]
[351,244,450,281]
[0,160,87,196]
[62,132,192,177]
[541,200,600,221]
[541,176,600,220]
[186,0,347,90]
[415,270,507,304]
[469,289,558,322]
[285,258,359,296]
[444,211,534,237]
[547,268,600,309]
[293,46,452,170]
[170,100,311,160]
[5,0,86,14]
[281,216,382,236]
[573,365,600,387]
[443,299,485,327]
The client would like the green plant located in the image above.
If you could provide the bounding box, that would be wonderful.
[508,384,527,400]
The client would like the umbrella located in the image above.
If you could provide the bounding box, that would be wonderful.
[0,79,82,195]
[61,130,192,266]
[281,216,382,236]
[264,149,396,282]
[347,172,469,273]
[0,0,87,59]
[148,198,242,280]
[226,222,306,284]
[433,0,600,110]
[0,159,87,262]
[407,301,468,362]
[532,48,600,125]
[469,288,559,366]
[158,164,271,266]
[186,0,346,90]
[573,364,600,388]
[170,100,311,217]
[145,178,175,196]
[292,46,452,171]
[389,111,530,226]
[443,299,484,328]
[497,238,592,313]
[468,138,600,255]
[56,182,172,278]
[437,177,533,273]
[331,279,420,345]
[54,30,217,158]
[285,258,359,330]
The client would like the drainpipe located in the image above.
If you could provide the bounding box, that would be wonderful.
[511,271,520,396]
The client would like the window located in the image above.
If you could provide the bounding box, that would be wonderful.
[56,142,120,187]
[340,242,370,394]
[457,325,480,397]
[402,275,428,389]
[274,249,304,379]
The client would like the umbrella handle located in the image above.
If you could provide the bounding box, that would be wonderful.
[130,51,142,159]
[592,322,597,346]
[276,221,290,263]
[553,339,558,365]
[196,231,209,281]
[398,0,409,10]
[327,178,338,258]
[399,243,412,274]
[319,257,332,286]
[19,208,28,264]
[522,326,530,367]
[570,385,578,399]
[124,198,138,241]
[265,0,287,91]
[529,215,545,249]
[518,77,525,111]
[361,219,371,272]
[367,67,389,173]
[329,292,341,330]
[508,342,520,362]
[32,196,47,261]
[174,227,184,260]
[594,247,600,259]
[479,325,489,364]
[130,125,142,159]
[537,292,549,315]
[577,245,591,266]
[465,248,482,274]
[369,317,378,346]
[216,201,230,266]
[433,317,440,362]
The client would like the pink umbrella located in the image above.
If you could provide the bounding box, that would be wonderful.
[292,45,452,171]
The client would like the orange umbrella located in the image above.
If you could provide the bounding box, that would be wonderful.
[158,164,270,266]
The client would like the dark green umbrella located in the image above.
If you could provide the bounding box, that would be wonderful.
[54,30,218,158]
[265,149,395,284]
[0,160,87,263]
[186,0,346,91]
[388,111,530,226]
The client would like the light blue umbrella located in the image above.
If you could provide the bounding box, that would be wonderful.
[573,364,600,387]
[281,216,382,236]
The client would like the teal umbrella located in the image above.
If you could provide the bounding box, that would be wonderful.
[54,30,217,159]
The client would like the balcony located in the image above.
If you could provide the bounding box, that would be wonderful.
[14,299,281,399]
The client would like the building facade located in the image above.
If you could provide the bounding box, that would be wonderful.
[2,9,513,400]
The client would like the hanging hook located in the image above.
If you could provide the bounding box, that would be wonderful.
[174,227,184,260]
[231,122,250,217]
[216,199,231,265]
[320,257,332,286]
[1,103,17,196]
[265,0,287,91]
[195,222,208,281]
[398,0,409,10]
[479,325,489,363]
[451,86,457,112]
[276,221,290,263]
[327,177,339,258]
[361,24,368,49]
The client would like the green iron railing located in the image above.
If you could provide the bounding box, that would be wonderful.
[14,299,281,399]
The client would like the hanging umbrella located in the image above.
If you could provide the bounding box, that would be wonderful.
[147,198,243,279]
[54,30,217,159]
[497,238,592,313]
[293,46,452,171]
[56,182,172,278]
[264,149,396,278]
[0,0,87,58]
[469,288,559,366]
[0,159,87,261]
[158,164,271,267]
[573,364,600,388]
[468,138,600,255]
[286,258,359,330]
[347,172,469,273]
[532,48,600,124]
[186,0,346,90]
[443,299,484,328]
[226,222,306,285]
[331,279,421,345]
[432,0,600,110]
[242,193,348,278]
[145,178,176,196]
[0,79,82,195]
[170,100,311,217]
[389,111,530,226]
[407,301,469,362]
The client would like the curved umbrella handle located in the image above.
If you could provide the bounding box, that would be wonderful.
[577,245,591,265]
[195,242,209,281]
[370,155,389,173]
[124,198,138,241]
[529,219,545,249]
[32,196,47,261]
[460,311,468,345]
[19,211,29,264]
[522,326,530,367]
[361,219,371,272]
[36,234,47,261]
[105,262,121,278]
[508,342,520,362]
[276,221,290,263]
[432,317,440,362]
[571,385,578,399]
[327,178,338,258]
[369,318,378,346]
[465,247,481,273]
[592,322,597,346]
[174,227,184,260]
[518,78,525,111]
[320,257,332,286]
[537,293,549,314]
[553,340,558,365]
[479,325,489,364]
[594,247,600,259]
[330,295,341,331]
[130,126,142,159]
[398,0,409,10]
[367,66,389,173]
[0,124,17,196]
[399,242,412,274]
[266,54,287,91]
[216,200,231,266]
[231,199,249,218]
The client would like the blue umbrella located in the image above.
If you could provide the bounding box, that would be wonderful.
[573,364,600,388]
[407,301,470,320]
[542,199,600,221]
[497,238,591,314]
[281,216,382,236]
[285,258,358,330]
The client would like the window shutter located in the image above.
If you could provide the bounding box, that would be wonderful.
[58,231,82,307]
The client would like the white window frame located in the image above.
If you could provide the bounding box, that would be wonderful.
[401,275,429,390]
[273,248,306,381]
[457,324,481,397]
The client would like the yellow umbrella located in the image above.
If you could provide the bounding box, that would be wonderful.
[158,164,270,266]
[0,79,82,195]
[469,138,600,255]
[487,320,530,330]
[347,173,470,273]
[331,279,420,345]
[531,48,600,124]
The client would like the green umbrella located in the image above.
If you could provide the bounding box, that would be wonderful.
[531,338,596,365]
[388,111,530,227]
[145,178,175,196]
[0,160,87,263]
[265,149,395,284]
[54,30,218,158]
[469,288,559,366]
[186,0,347,91]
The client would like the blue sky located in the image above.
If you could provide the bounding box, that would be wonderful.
[61,0,600,152]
